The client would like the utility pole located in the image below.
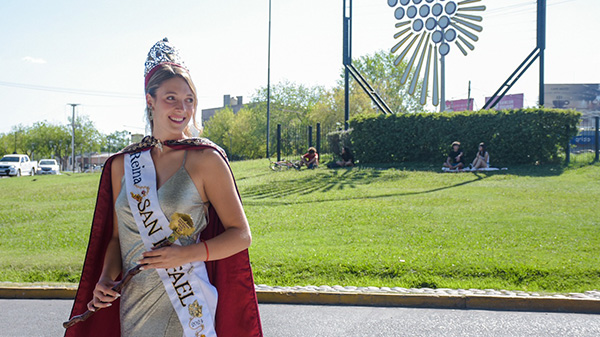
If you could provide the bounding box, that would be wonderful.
[467,80,472,110]
[68,103,79,172]
[266,0,272,158]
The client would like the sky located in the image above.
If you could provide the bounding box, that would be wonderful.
[0,0,597,135]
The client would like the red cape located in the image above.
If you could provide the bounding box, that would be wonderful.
[65,137,263,337]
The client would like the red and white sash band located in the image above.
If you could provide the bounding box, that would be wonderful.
[124,149,218,337]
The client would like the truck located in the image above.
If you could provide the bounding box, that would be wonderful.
[0,154,38,177]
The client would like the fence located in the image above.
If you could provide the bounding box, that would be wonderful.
[271,123,339,161]
[567,116,600,165]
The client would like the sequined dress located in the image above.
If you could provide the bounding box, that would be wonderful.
[115,152,207,337]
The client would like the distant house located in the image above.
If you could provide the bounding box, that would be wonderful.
[201,95,245,124]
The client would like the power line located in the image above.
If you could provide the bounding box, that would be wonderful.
[0,81,142,99]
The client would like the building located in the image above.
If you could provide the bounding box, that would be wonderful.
[201,94,245,124]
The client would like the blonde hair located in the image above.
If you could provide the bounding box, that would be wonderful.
[145,64,201,136]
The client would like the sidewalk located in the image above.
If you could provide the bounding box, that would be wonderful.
[1,283,599,314]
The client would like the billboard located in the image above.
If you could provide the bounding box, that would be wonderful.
[544,84,600,113]
[445,98,474,112]
[484,93,524,110]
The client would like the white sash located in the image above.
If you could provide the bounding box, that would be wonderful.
[124,150,218,337]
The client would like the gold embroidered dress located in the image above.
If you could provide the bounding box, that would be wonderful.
[115,153,207,337]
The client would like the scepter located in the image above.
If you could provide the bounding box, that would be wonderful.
[63,213,196,329]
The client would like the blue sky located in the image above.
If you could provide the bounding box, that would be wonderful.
[1,0,597,134]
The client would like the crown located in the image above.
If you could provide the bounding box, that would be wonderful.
[144,37,188,87]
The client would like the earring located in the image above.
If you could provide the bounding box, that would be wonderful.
[148,106,153,121]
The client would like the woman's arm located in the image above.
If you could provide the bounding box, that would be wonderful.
[88,156,124,311]
[139,149,251,269]
[194,149,252,259]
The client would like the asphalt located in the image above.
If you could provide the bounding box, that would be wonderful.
[1,284,599,314]
[3,299,600,337]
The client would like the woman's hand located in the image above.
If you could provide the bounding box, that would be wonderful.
[138,244,194,270]
[88,277,120,311]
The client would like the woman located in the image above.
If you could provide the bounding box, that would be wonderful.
[470,142,489,170]
[65,38,262,337]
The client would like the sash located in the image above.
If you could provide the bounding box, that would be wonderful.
[124,150,218,337]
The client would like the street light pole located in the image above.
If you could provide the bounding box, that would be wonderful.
[266,0,272,158]
[537,0,546,106]
[68,103,79,172]
[343,0,352,130]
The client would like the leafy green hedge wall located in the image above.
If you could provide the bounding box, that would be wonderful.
[349,109,581,165]
[326,128,353,157]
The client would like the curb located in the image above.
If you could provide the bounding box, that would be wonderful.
[2,286,599,314]
[257,290,600,314]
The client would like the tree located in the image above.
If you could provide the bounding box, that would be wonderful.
[203,107,235,155]
[0,133,13,156]
[308,50,427,135]
[349,50,425,114]
[251,81,327,156]
[71,115,102,156]
[103,130,131,153]
[204,51,426,159]
[229,106,266,160]
[2,126,26,155]
[252,80,325,114]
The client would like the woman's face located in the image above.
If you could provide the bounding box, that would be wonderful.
[147,77,195,138]
[479,145,483,151]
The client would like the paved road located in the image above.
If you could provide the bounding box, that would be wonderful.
[1,299,599,336]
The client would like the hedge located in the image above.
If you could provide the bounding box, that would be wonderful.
[348,109,581,165]
[326,128,353,158]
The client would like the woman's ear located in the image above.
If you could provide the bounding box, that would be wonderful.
[146,93,154,108]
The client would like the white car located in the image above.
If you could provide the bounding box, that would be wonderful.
[0,154,38,177]
[38,159,60,175]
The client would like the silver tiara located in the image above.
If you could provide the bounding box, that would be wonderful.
[144,38,188,82]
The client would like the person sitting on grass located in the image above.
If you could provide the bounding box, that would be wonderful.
[470,142,489,170]
[299,147,319,169]
[336,146,354,167]
[443,141,465,170]
[327,146,354,169]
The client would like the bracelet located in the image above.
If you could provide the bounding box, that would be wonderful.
[202,240,209,262]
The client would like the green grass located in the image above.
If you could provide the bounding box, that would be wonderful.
[0,173,98,283]
[1,161,599,293]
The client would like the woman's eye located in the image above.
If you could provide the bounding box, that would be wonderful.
[186,98,194,104]
[166,96,175,101]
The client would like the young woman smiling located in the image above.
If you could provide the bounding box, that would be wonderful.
[66,38,262,337]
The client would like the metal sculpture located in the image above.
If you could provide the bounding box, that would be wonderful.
[387,0,485,111]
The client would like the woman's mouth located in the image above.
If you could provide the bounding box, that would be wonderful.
[169,116,186,124]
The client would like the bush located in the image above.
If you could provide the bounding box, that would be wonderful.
[326,128,353,158]
[349,109,581,165]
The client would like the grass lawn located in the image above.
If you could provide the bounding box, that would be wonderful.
[0,160,599,293]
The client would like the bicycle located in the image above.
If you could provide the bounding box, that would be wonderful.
[270,159,301,171]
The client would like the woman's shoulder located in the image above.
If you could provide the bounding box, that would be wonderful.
[186,146,228,170]
[109,154,125,177]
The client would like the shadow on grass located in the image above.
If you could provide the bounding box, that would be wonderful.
[242,169,487,205]
[235,170,273,181]
[242,168,398,200]
[357,162,572,177]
